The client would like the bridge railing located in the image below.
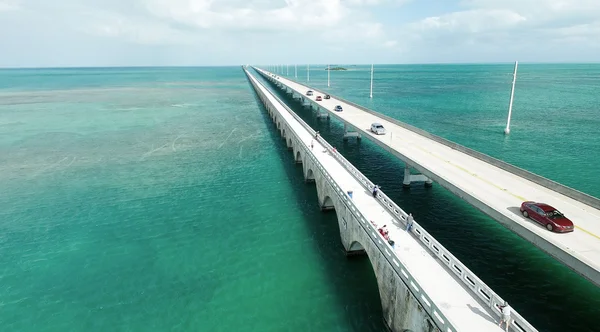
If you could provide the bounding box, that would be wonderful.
[255,68,600,210]
[254,68,538,332]
[244,69,459,332]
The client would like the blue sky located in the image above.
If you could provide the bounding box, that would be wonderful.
[1,0,599,67]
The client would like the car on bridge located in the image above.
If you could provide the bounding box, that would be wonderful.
[324,94,331,99]
[334,105,343,112]
[520,201,574,233]
[316,96,322,101]
[306,90,313,96]
[370,123,386,135]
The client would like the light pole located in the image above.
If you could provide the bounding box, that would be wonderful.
[504,61,519,135]
[369,64,374,98]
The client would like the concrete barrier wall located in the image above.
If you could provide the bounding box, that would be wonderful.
[258,68,600,210]
[244,67,446,332]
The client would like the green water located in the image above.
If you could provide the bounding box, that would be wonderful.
[0,67,383,331]
[0,65,598,332]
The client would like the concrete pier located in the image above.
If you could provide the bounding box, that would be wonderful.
[343,123,361,141]
[402,165,433,188]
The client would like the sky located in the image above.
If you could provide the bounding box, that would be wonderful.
[0,0,599,67]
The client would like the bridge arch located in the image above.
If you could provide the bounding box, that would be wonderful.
[348,240,365,252]
[321,195,335,211]
[295,150,302,163]
[305,168,315,182]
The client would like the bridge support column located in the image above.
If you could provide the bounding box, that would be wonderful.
[343,123,361,141]
[316,109,330,120]
[402,165,433,188]
[424,178,433,187]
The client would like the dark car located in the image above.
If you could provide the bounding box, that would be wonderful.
[316,96,322,101]
[334,105,343,112]
[520,201,574,233]
[306,90,313,96]
[324,94,331,99]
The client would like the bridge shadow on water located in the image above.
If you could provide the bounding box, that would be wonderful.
[248,82,387,331]
[252,69,600,332]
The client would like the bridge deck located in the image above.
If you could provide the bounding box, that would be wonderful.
[257,68,600,286]
[251,70,507,331]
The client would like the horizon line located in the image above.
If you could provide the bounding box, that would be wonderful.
[2,61,600,70]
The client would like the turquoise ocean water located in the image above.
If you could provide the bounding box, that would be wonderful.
[0,65,598,332]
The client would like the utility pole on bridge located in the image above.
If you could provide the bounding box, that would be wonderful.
[504,61,518,135]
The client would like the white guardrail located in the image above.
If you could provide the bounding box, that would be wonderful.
[251,67,537,332]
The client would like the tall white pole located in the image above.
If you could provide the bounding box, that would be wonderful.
[295,64,297,78]
[307,64,310,82]
[504,61,519,135]
[369,64,374,98]
[327,64,330,87]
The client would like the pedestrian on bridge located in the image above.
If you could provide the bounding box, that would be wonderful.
[310,140,314,150]
[406,213,414,232]
[372,185,379,197]
[498,301,512,332]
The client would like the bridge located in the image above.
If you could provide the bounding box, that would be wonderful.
[243,67,537,332]
[253,66,600,287]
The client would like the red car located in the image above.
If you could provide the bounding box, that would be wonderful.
[520,201,574,233]
[316,96,322,101]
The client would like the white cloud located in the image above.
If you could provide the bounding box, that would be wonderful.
[383,40,398,48]
[396,0,600,63]
[143,0,349,31]
[1,0,599,66]
[343,0,410,6]
[0,0,20,11]
[80,11,199,45]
